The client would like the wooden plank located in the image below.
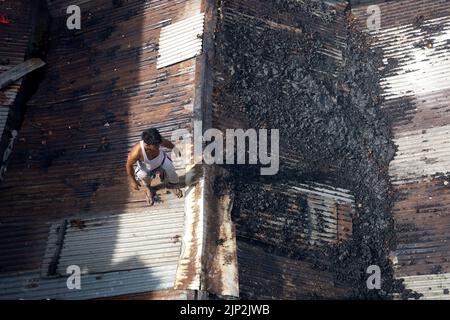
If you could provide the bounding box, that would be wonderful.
[0,58,45,90]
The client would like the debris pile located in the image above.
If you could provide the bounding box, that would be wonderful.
[213,0,417,299]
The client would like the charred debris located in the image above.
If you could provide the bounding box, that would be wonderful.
[213,0,417,299]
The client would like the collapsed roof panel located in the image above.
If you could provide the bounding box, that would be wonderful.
[212,0,360,299]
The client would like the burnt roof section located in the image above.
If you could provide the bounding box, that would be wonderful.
[212,0,357,299]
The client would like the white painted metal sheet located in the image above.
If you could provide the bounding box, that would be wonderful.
[157,13,205,68]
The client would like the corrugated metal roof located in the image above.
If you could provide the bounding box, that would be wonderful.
[391,178,450,276]
[1,0,197,221]
[0,266,177,300]
[292,183,354,243]
[399,273,450,300]
[41,200,184,276]
[0,222,50,274]
[0,199,184,299]
[0,0,214,299]
[0,0,31,152]
[237,241,350,299]
[352,0,450,299]
[12,0,450,301]
[390,125,450,183]
[157,12,205,68]
[105,288,194,300]
[234,181,354,249]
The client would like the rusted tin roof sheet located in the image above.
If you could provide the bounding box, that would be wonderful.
[41,202,184,276]
[0,266,178,300]
[1,0,198,222]
[352,0,450,299]
[0,0,214,299]
[237,241,350,299]
[0,0,31,141]
[0,222,50,274]
[0,200,184,299]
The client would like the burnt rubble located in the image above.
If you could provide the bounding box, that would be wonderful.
[213,0,418,299]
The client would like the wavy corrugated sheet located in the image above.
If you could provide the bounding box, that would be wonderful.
[0,199,184,299]
[397,273,450,300]
[41,201,184,274]
[238,241,350,299]
[390,125,450,183]
[0,0,203,299]
[1,0,198,222]
[352,0,450,299]
[157,12,205,68]
[235,181,354,249]
[0,223,50,274]
[0,0,31,139]
[0,265,177,300]
[392,179,450,275]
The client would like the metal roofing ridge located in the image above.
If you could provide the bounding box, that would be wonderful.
[173,0,239,298]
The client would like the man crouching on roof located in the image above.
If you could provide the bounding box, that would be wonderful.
[126,128,183,206]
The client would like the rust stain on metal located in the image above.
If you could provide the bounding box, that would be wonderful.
[202,166,239,297]
[175,0,226,293]
[103,289,195,300]
[175,164,203,290]
[352,0,450,298]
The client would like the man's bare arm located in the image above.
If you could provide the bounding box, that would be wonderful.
[160,137,175,149]
[126,144,140,190]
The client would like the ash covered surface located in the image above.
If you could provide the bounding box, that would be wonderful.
[213,0,419,299]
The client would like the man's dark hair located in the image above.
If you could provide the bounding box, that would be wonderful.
[142,128,162,145]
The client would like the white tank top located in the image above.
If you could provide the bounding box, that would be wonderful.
[137,140,164,171]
